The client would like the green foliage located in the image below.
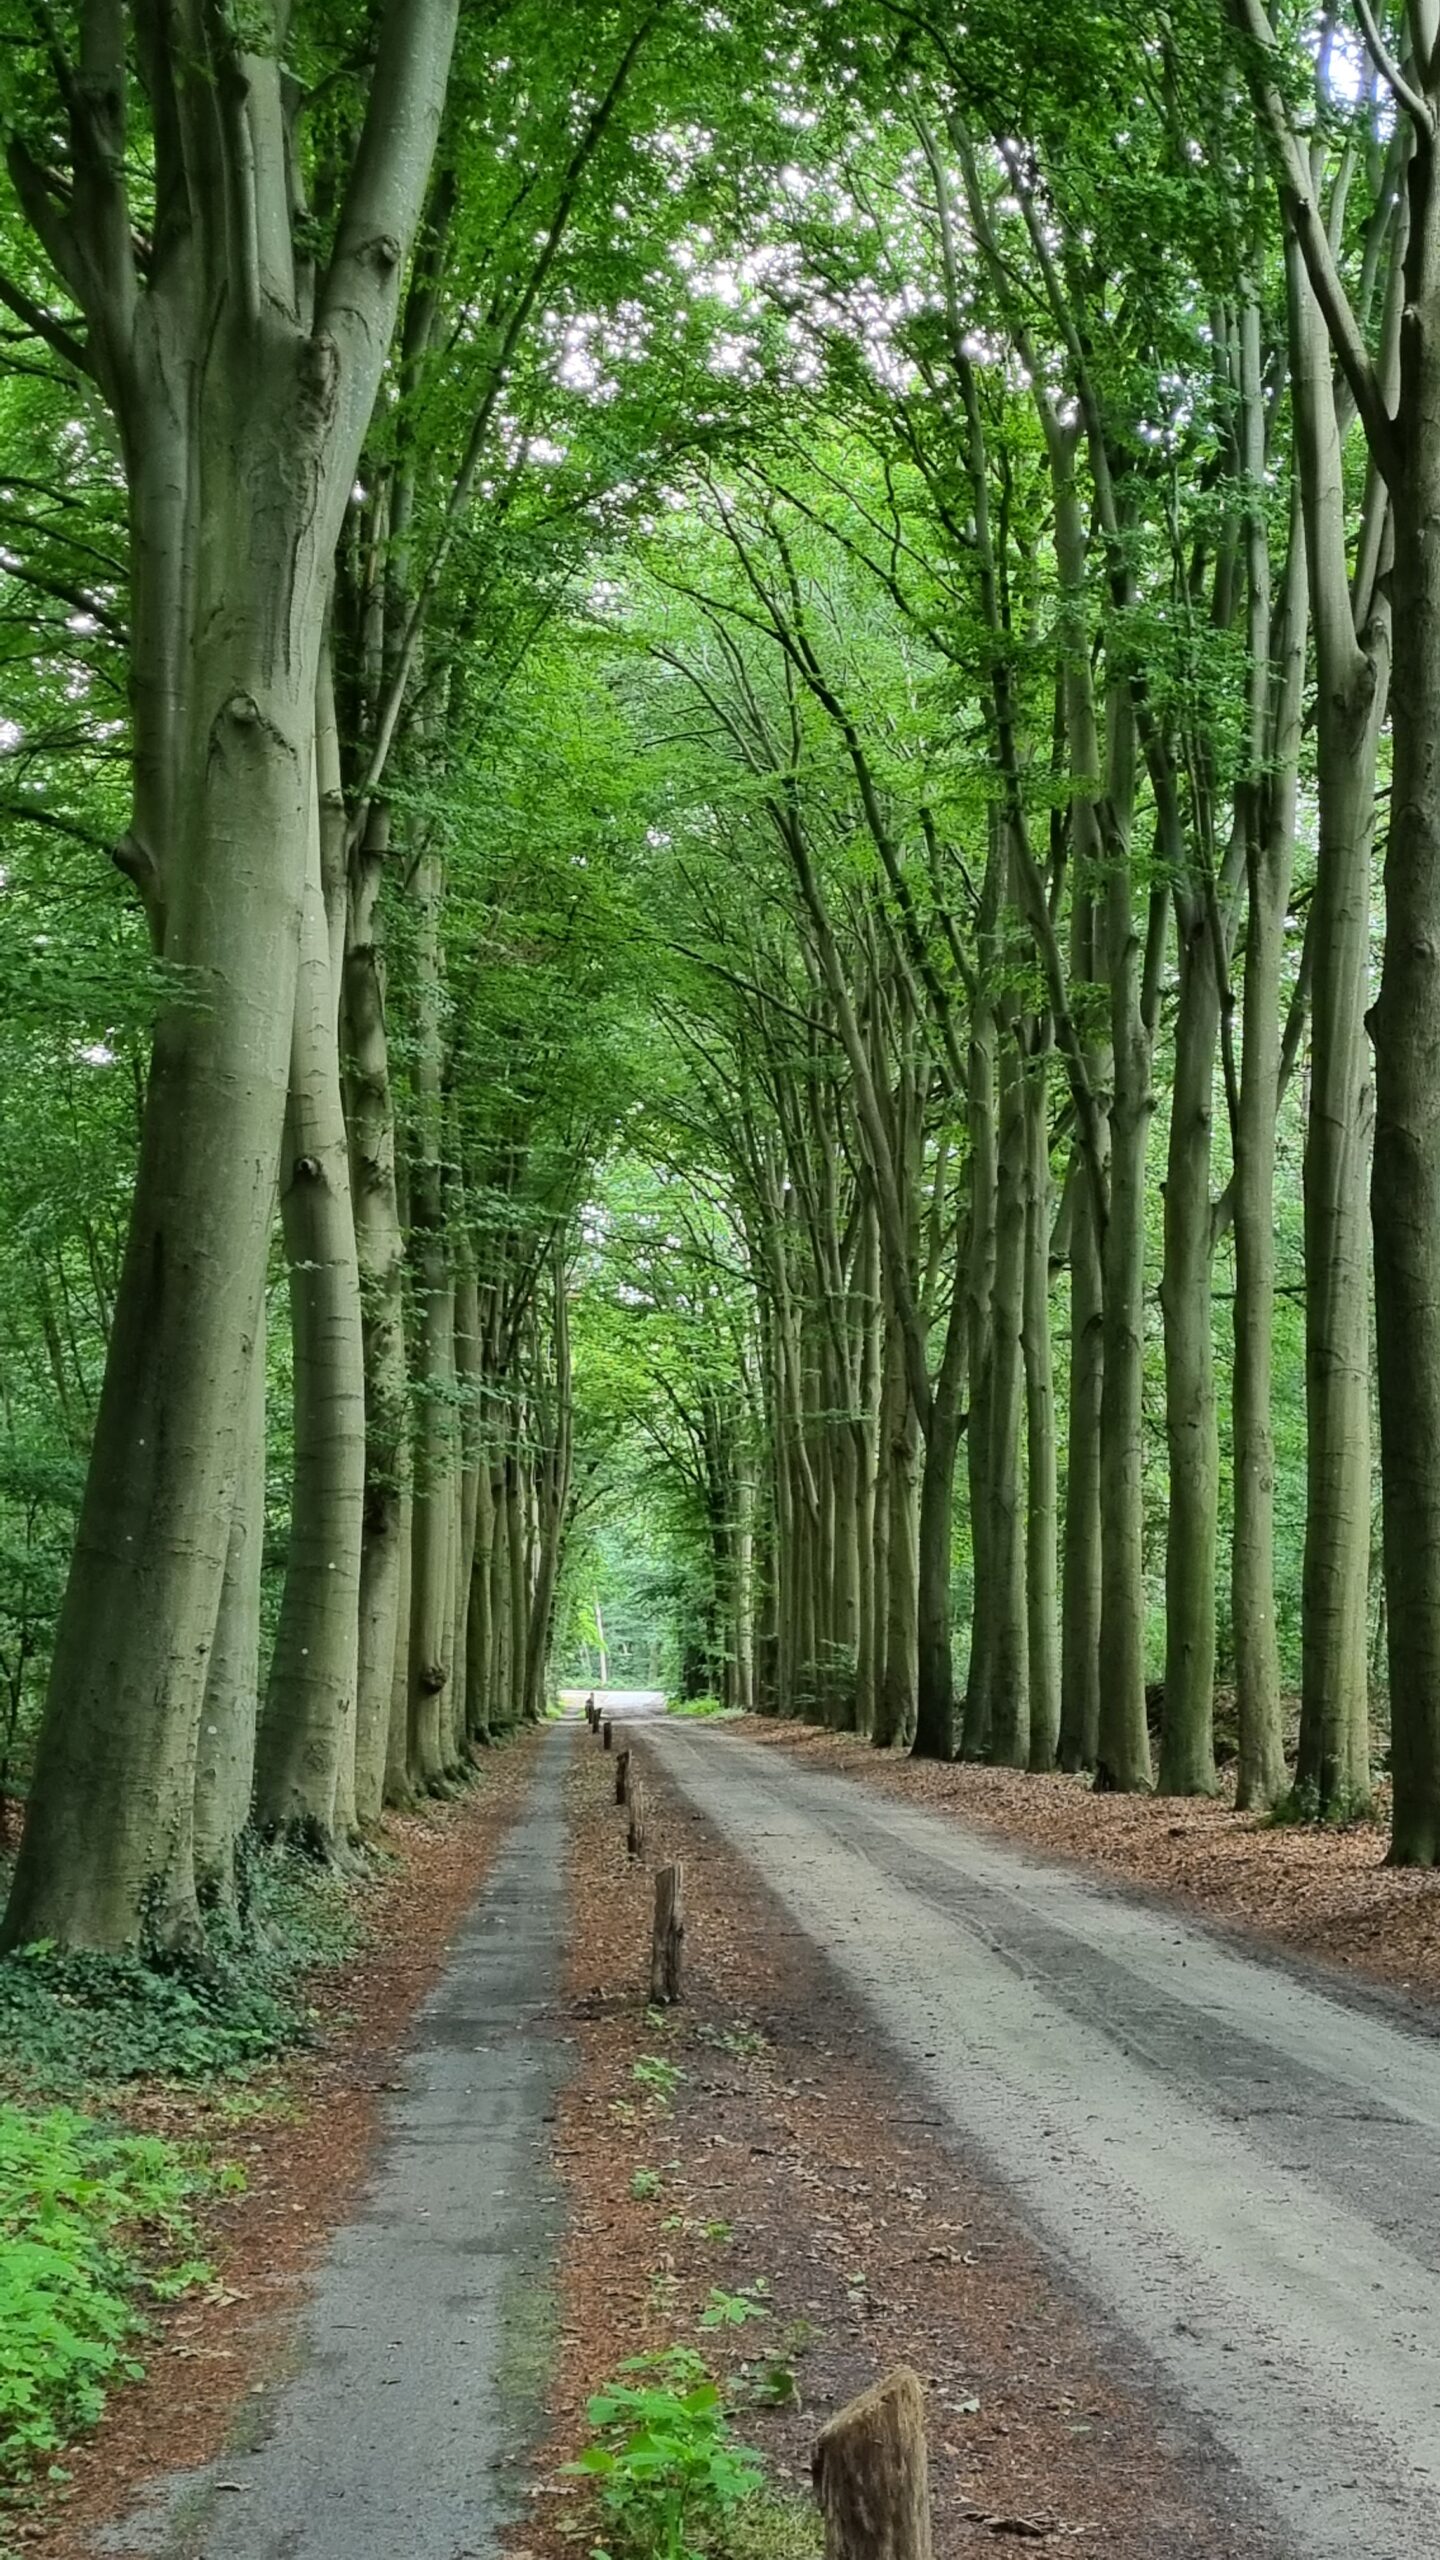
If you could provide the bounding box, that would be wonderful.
[665,1698,740,1723]
[698,2282,769,2332]
[743,2359,799,2410]
[631,2167,664,2200]
[0,2102,216,2500]
[566,2347,763,2560]
[694,2022,767,2060]
[632,2054,685,2107]
[0,1842,362,2095]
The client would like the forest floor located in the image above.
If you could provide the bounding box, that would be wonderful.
[17,1731,543,2560]
[27,1709,1440,2560]
[630,1714,1440,2560]
[726,1717,1440,2004]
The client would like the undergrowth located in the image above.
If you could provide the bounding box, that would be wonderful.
[0,2102,224,2526]
[665,1698,742,1723]
[566,2346,818,2560]
[0,1840,364,2095]
[567,2347,762,2560]
[1266,1778,1379,1831]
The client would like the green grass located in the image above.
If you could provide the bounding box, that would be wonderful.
[665,1697,742,1722]
[0,2103,224,2521]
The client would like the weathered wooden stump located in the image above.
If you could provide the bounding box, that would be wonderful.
[586,1694,596,1727]
[649,1861,684,2003]
[812,2367,930,2560]
[602,1717,614,1750]
[615,1746,631,1806]
[627,1783,648,1859]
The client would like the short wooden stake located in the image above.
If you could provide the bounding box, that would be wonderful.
[602,1716,613,1750]
[649,1861,684,2003]
[615,1746,631,1806]
[812,2367,931,2560]
[627,1783,648,1859]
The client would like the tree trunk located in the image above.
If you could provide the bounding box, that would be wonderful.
[983,1040,1030,1769]
[1232,463,1305,1813]
[961,994,999,1759]
[1291,242,1384,1822]
[1,0,463,1955]
[1095,701,1155,1793]
[451,1234,483,1755]
[345,804,411,1826]
[875,1378,919,1749]
[1023,1051,1061,1771]
[467,1456,497,1741]
[383,1483,414,1807]
[404,841,455,1788]
[1059,1157,1104,1770]
[1374,201,1440,1864]
[254,784,365,1850]
[1158,901,1220,1796]
[194,1334,266,1907]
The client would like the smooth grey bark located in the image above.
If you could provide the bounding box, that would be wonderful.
[1232,450,1306,1812]
[405,841,456,1788]
[467,1457,498,1742]
[345,804,411,1827]
[523,1266,573,1725]
[1095,699,1156,1794]
[255,741,365,1850]
[853,1204,883,1739]
[916,1275,967,1766]
[1157,897,1221,1798]
[407,1266,457,1785]
[1227,0,1440,1864]
[507,1451,531,1726]
[1,0,462,1952]
[961,993,999,1761]
[490,1447,515,1730]
[383,1483,414,1806]
[193,1333,266,1906]
[1289,241,1386,1819]
[1059,1155,1104,1770]
[1023,1050,1061,1771]
[451,1235,483,1756]
[874,1308,920,1751]
[984,1038,1030,1769]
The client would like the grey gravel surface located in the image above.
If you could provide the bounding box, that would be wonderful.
[642,1721,1440,2560]
[97,1724,571,2560]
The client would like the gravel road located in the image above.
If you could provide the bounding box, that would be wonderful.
[642,1721,1440,2560]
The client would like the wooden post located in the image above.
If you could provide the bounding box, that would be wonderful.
[627,1783,648,1859]
[586,1693,596,1727]
[615,1746,631,1805]
[602,1717,613,1750]
[649,1862,684,2003]
[812,2368,931,2560]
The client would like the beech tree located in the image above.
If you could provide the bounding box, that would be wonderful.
[9,0,1440,1951]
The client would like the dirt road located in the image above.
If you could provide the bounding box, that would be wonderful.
[95,1728,572,2560]
[642,1720,1440,2560]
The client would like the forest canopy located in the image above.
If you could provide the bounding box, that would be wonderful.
[0,0,1435,1954]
